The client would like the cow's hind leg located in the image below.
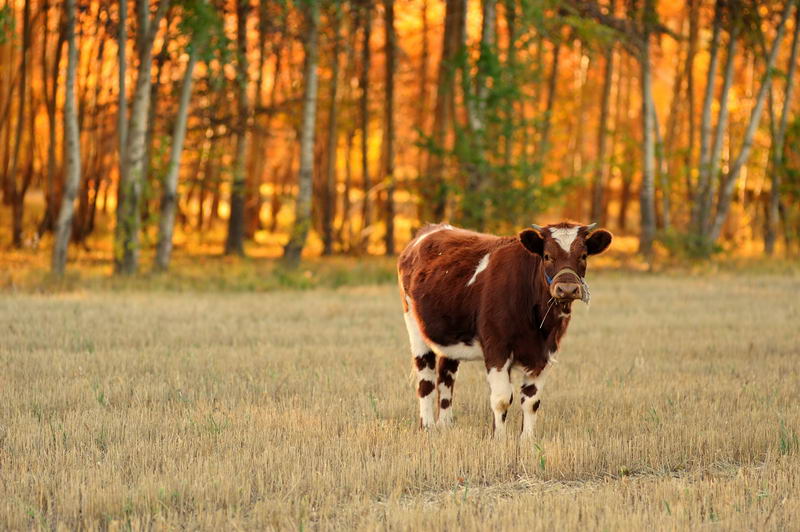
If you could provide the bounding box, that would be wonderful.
[436,357,460,426]
[486,359,513,438]
[403,307,436,428]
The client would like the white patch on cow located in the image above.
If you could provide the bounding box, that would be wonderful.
[412,224,453,248]
[431,340,484,361]
[417,362,437,428]
[403,297,429,357]
[487,359,513,438]
[549,226,580,252]
[467,253,491,287]
[521,363,550,439]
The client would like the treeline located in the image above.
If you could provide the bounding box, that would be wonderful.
[0,0,798,275]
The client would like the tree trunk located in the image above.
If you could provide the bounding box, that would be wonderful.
[322,5,342,256]
[691,0,723,231]
[697,17,738,236]
[537,41,561,164]
[115,0,169,274]
[118,0,128,200]
[52,0,80,275]
[9,0,31,248]
[225,0,250,256]
[358,0,372,247]
[685,0,699,200]
[282,2,320,266]
[591,37,614,224]
[422,0,465,222]
[709,0,794,242]
[766,7,800,255]
[639,0,656,259]
[155,47,198,271]
[383,0,396,255]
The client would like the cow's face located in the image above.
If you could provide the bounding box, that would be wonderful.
[518,223,612,306]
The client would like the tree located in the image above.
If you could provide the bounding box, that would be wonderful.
[383,0,396,255]
[224,0,250,256]
[283,1,320,267]
[766,7,800,254]
[322,2,343,256]
[639,0,657,258]
[115,0,170,274]
[51,0,80,275]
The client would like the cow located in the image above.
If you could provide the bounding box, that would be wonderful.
[397,222,612,437]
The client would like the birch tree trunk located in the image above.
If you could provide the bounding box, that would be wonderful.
[283,1,320,267]
[639,0,656,258]
[765,7,800,255]
[698,21,737,234]
[225,0,250,256]
[52,0,80,276]
[690,0,723,232]
[709,0,794,242]
[115,0,169,274]
[155,47,198,271]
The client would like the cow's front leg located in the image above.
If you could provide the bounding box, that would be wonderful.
[520,366,548,438]
[486,360,513,438]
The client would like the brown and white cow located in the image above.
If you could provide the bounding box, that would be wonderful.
[397,222,612,437]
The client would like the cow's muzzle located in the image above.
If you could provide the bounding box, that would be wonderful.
[552,282,582,301]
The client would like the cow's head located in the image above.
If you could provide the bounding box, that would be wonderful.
[518,222,612,309]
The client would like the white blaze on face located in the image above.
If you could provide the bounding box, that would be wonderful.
[549,226,580,253]
[467,253,490,286]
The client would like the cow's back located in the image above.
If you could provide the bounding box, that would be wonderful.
[398,224,512,346]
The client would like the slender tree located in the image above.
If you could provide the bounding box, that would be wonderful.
[115,0,170,274]
[765,7,799,255]
[322,2,342,256]
[283,1,320,266]
[52,0,80,275]
[383,0,396,255]
[639,0,657,258]
[224,0,251,256]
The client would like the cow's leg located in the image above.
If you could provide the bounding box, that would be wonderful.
[403,304,436,428]
[520,365,548,438]
[436,357,460,426]
[486,359,513,438]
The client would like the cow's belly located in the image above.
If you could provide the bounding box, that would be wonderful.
[430,340,484,361]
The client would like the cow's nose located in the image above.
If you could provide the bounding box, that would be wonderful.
[554,283,581,300]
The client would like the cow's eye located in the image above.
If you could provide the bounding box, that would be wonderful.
[581,253,587,261]
[544,253,552,262]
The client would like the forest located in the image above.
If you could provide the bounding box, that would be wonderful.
[1,0,799,275]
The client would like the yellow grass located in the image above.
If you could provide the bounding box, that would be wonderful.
[1,273,799,530]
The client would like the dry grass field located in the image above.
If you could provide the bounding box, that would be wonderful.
[1,272,799,530]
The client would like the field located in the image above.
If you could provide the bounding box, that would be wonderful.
[1,272,799,530]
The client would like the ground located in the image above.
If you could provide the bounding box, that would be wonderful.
[1,272,799,530]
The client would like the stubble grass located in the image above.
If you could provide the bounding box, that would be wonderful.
[1,272,798,530]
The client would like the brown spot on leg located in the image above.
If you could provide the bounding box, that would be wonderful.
[417,380,435,398]
[521,383,538,397]
[532,400,541,412]
[414,352,435,371]
[440,398,451,409]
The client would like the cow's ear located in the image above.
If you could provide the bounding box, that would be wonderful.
[519,229,545,256]
[586,229,613,255]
